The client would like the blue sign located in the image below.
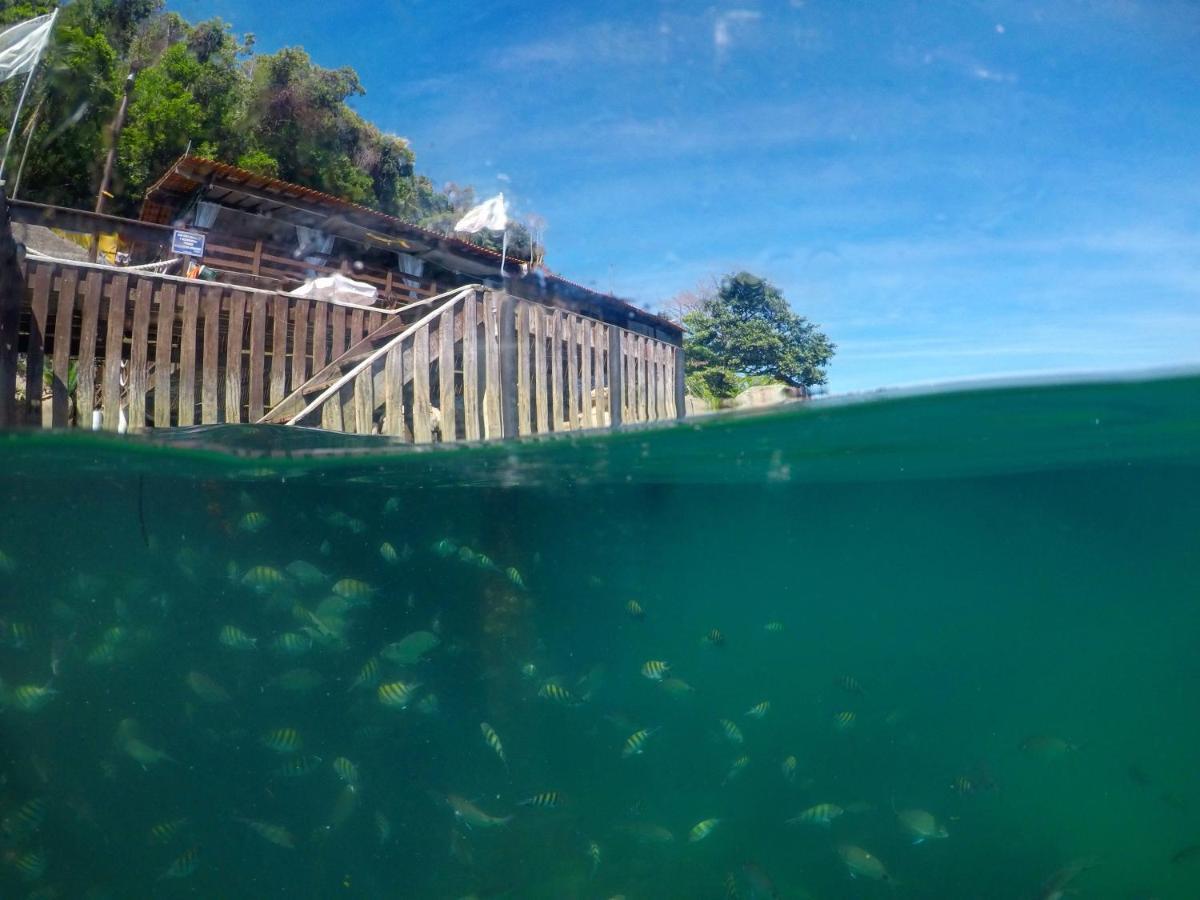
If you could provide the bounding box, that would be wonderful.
[171,229,206,258]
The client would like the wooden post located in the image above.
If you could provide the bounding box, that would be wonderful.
[497,292,517,439]
[607,324,623,429]
[674,344,685,419]
[0,188,22,427]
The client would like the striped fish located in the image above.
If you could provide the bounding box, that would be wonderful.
[622,727,659,758]
[640,660,670,681]
[480,722,507,768]
[517,791,560,809]
[786,803,844,826]
[744,700,770,719]
[719,719,744,745]
[261,728,302,754]
[688,818,721,843]
[377,680,420,709]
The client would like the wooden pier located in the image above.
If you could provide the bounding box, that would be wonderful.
[0,197,685,441]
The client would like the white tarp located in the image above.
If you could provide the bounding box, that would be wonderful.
[0,13,56,83]
[454,193,507,233]
[287,272,378,306]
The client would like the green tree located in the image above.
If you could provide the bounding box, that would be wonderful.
[682,272,835,398]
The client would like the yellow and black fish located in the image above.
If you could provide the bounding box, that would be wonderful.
[517,791,561,809]
[480,722,507,768]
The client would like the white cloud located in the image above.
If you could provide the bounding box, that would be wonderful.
[713,9,762,60]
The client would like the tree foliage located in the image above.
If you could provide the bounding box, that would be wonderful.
[682,272,835,397]
[1,3,534,253]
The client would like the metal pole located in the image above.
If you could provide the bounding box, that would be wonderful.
[0,67,38,185]
[11,98,41,199]
[95,72,134,215]
[0,186,24,426]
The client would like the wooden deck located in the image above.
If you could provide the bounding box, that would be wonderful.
[0,217,685,441]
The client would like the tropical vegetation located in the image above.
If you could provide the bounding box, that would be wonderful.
[0,1,530,254]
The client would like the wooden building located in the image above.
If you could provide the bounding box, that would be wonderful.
[0,161,685,440]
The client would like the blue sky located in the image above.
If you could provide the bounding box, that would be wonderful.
[171,0,1200,392]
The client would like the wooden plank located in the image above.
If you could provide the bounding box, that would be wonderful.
[564,315,578,431]
[594,322,608,427]
[673,345,685,418]
[330,305,346,358]
[269,296,289,407]
[49,266,78,427]
[200,288,221,423]
[581,315,595,429]
[533,306,547,433]
[247,294,266,420]
[498,294,517,439]
[607,324,623,429]
[438,306,456,441]
[515,301,530,436]
[291,300,310,388]
[353,365,374,434]
[643,338,652,422]
[461,294,479,440]
[550,310,563,431]
[251,239,263,275]
[153,284,176,427]
[176,285,199,425]
[383,343,404,437]
[662,340,672,420]
[349,307,364,348]
[412,325,432,442]
[126,278,153,430]
[311,301,328,370]
[321,387,344,431]
[224,291,247,423]
[620,332,632,422]
[101,274,128,431]
[76,272,101,428]
[482,293,502,439]
[27,263,51,424]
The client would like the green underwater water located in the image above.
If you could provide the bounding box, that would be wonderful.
[0,373,1198,899]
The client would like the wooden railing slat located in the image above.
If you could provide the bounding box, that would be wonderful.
[330,305,346,358]
[75,271,102,428]
[27,263,51,425]
[291,300,310,389]
[127,278,153,430]
[550,310,564,431]
[581,316,595,429]
[225,291,247,423]
[153,284,176,427]
[413,325,432,442]
[200,287,222,423]
[461,294,479,440]
[311,302,328,370]
[533,306,547,434]
[353,366,374,434]
[50,267,78,427]
[439,307,456,441]
[384,343,404,437]
[101,274,128,431]
[515,301,530,436]
[176,285,200,425]
[269,296,289,407]
[482,293,502,439]
[246,295,266,420]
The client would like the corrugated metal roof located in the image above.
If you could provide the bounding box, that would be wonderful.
[141,155,681,335]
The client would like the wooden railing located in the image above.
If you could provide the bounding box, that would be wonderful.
[0,256,685,438]
[202,233,440,305]
[291,291,683,440]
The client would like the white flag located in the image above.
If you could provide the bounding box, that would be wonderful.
[0,12,57,83]
[454,193,507,233]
